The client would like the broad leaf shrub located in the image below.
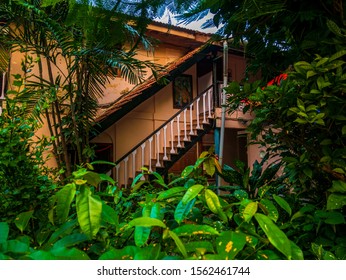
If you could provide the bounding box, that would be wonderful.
[226,50,346,260]
[0,152,314,260]
[0,98,55,237]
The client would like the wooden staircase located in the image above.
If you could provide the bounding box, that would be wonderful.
[114,85,215,188]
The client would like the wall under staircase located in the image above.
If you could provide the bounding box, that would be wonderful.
[114,85,215,188]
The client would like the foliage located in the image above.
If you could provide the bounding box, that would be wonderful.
[0,96,54,225]
[0,0,163,177]
[1,151,336,260]
[177,0,346,80]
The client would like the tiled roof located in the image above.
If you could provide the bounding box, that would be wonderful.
[95,44,209,123]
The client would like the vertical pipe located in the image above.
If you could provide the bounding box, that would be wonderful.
[202,92,207,123]
[217,40,228,190]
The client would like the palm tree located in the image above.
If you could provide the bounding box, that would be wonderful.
[0,0,166,177]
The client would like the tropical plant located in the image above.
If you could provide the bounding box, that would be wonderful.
[0,0,163,177]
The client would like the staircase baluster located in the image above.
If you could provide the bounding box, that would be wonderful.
[141,143,146,167]
[189,104,194,135]
[163,125,168,160]
[183,109,188,141]
[208,88,212,118]
[203,92,207,123]
[177,114,181,147]
[148,137,153,172]
[170,119,175,153]
[156,131,161,167]
[116,165,120,185]
[124,156,129,188]
[140,143,146,180]
[196,97,201,129]
[132,150,137,178]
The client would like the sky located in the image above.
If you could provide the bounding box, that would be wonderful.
[155,9,218,34]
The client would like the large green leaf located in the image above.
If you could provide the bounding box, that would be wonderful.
[255,213,292,259]
[168,230,188,258]
[76,186,102,239]
[259,199,279,222]
[216,231,247,260]
[328,180,346,193]
[50,247,90,260]
[134,244,161,260]
[134,226,151,247]
[185,241,215,254]
[174,198,196,224]
[157,187,186,201]
[172,224,219,237]
[327,194,346,210]
[0,222,9,243]
[56,183,76,223]
[273,195,292,216]
[99,246,139,260]
[181,184,204,204]
[243,201,258,222]
[52,233,88,250]
[205,189,222,214]
[101,203,119,226]
[128,217,166,228]
[14,210,34,233]
[6,240,30,254]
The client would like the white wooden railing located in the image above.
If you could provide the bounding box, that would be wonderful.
[115,85,214,187]
[0,72,7,116]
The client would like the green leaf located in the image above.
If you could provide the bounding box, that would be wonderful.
[181,165,194,178]
[0,222,9,243]
[185,241,214,253]
[56,183,76,223]
[157,187,186,201]
[76,186,102,239]
[128,217,166,228]
[167,230,188,258]
[328,180,346,193]
[255,213,292,259]
[99,246,139,260]
[14,210,34,233]
[233,189,248,200]
[99,173,115,185]
[6,240,30,254]
[50,247,90,260]
[205,189,222,214]
[102,203,119,226]
[174,198,196,224]
[181,184,204,204]
[315,210,345,224]
[290,241,304,260]
[150,203,161,220]
[259,199,279,222]
[273,195,292,216]
[327,194,346,210]
[134,226,151,247]
[172,224,219,237]
[243,201,258,222]
[134,244,161,260]
[52,234,88,249]
[216,231,247,259]
[83,171,102,187]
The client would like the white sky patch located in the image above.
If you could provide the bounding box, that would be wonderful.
[155,9,218,34]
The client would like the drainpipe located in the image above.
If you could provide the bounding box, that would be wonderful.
[217,40,228,190]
